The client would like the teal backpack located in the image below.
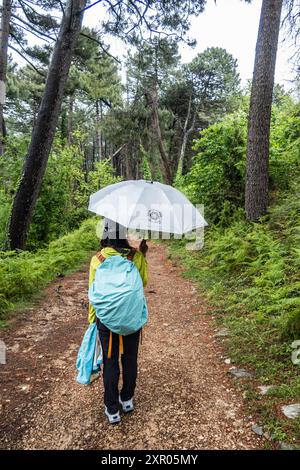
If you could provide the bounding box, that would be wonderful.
[88,249,148,336]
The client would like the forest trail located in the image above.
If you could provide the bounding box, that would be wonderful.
[0,242,264,450]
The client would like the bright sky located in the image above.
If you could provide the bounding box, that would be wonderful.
[83,0,298,90]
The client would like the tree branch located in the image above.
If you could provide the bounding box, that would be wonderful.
[79,32,121,63]
[112,143,127,158]
[12,21,53,43]
[77,0,103,15]
[19,0,59,40]
[8,44,46,77]
[100,98,112,108]
[10,31,47,76]
[11,13,56,41]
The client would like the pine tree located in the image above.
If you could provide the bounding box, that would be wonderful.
[245,0,283,221]
[0,0,12,154]
[8,0,87,250]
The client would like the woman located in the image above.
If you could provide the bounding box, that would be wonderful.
[88,219,148,424]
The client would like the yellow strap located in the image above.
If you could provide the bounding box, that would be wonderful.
[108,330,113,359]
[119,335,124,356]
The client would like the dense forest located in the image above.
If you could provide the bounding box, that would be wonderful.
[0,0,300,450]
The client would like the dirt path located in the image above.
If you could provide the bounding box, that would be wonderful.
[0,243,264,450]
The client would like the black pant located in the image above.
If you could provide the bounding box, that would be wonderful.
[96,318,140,414]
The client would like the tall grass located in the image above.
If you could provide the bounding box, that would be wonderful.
[0,218,99,323]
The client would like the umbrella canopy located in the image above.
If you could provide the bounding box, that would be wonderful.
[88,179,208,235]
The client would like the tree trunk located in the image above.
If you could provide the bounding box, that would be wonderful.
[67,95,74,145]
[100,100,103,159]
[95,99,102,160]
[125,152,134,180]
[2,114,6,138]
[178,95,196,177]
[245,0,283,221]
[92,136,96,170]
[8,0,87,250]
[145,87,173,184]
[0,0,12,156]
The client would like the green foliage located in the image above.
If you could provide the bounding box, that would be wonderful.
[101,1,207,43]
[177,98,300,225]
[87,159,123,194]
[128,37,180,88]
[72,28,122,105]
[0,135,30,248]
[27,147,121,249]
[0,133,121,250]
[171,178,300,341]
[102,100,158,179]
[177,110,247,224]
[7,63,47,134]
[0,218,99,323]
[0,191,10,249]
[186,47,241,117]
[140,149,153,180]
[27,139,87,249]
[269,100,300,189]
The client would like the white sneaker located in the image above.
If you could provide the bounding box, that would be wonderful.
[104,407,121,424]
[119,396,134,413]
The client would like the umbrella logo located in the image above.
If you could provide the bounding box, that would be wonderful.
[148,209,162,223]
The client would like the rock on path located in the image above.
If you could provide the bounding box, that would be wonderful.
[0,243,264,450]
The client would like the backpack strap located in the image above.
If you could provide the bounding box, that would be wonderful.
[96,251,106,263]
[127,248,137,261]
[107,331,123,360]
[96,249,135,263]
[119,335,124,356]
[108,330,113,359]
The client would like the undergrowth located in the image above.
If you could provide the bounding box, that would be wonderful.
[0,218,99,326]
[167,182,300,446]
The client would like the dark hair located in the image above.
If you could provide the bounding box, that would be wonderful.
[100,222,132,253]
[100,236,132,251]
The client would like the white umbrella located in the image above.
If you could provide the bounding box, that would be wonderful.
[88,179,207,235]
